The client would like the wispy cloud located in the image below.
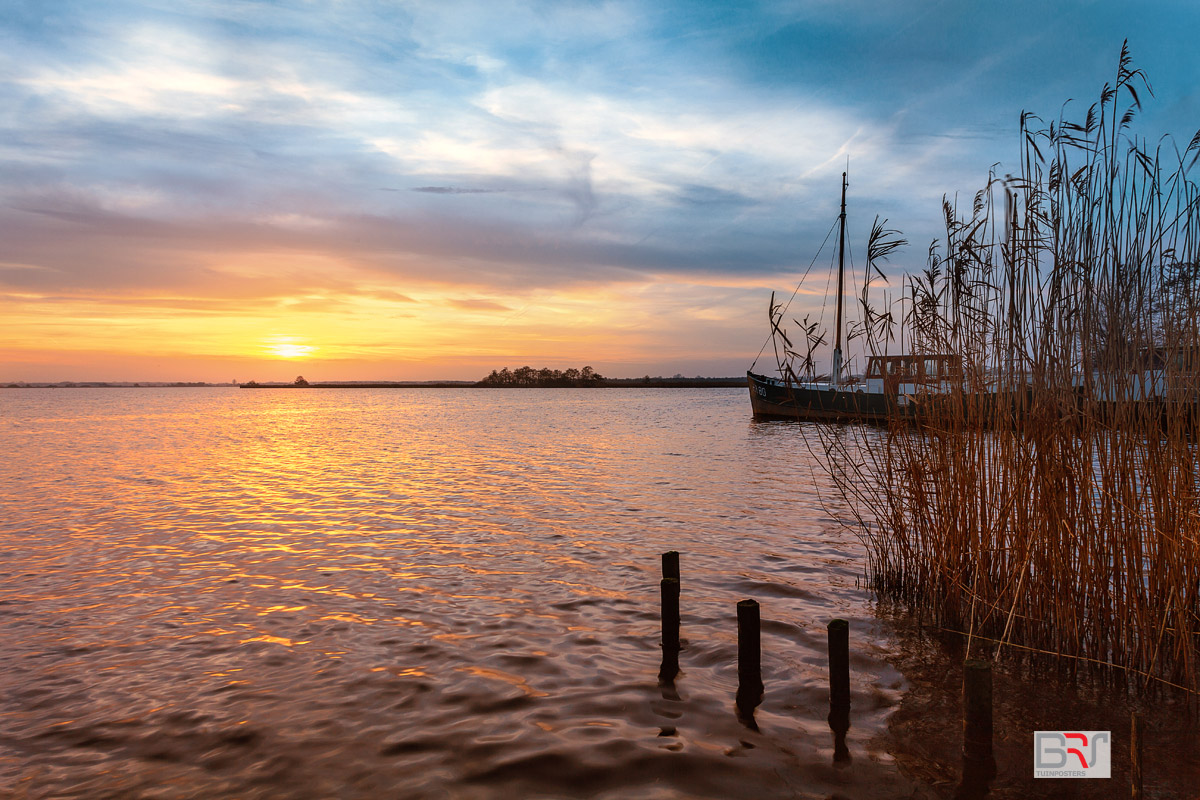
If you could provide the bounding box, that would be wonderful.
[447,298,512,312]
[411,186,501,194]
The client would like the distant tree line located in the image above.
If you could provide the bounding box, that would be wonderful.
[478,365,604,387]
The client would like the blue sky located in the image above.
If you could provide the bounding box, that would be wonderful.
[1,0,1197,380]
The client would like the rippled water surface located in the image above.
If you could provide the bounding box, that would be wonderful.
[3,387,918,799]
[11,386,1140,799]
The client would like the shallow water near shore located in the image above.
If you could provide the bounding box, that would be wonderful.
[1,387,1196,798]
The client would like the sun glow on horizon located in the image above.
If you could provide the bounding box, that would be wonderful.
[265,337,317,360]
[0,275,771,381]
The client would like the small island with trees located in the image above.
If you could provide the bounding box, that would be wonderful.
[474,366,745,387]
[477,365,603,387]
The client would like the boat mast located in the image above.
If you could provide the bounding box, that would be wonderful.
[832,171,847,386]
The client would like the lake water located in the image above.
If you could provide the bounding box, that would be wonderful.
[2,388,1195,799]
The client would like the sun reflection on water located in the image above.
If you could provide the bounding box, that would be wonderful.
[1,388,924,799]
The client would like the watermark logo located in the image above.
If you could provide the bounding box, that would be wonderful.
[1034,731,1111,778]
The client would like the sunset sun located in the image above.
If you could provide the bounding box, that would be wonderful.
[265,339,316,359]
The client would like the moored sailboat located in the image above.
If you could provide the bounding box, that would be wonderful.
[747,173,961,422]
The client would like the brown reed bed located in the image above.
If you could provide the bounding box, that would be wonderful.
[823,44,1200,695]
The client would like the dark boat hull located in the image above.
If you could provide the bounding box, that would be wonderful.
[747,371,892,422]
[748,370,1045,427]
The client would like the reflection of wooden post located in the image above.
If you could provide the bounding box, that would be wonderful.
[827,619,851,763]
[828,706,850,762]
[1131,711,1143,800]
[658,643,680,687]
[662,551,680,582]
[827,619,850,711]
[737,600,762,697]
[962,659,993,764]
[661,578,680,650]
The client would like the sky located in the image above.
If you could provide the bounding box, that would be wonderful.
[1,0,1197,382]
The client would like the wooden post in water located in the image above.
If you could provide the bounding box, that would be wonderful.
[735,599,763,726]
[962,659,994,764]
[828,619,850,711]
[737,600,762,698]
[1131,711,1143,800]
[662,551,680,582]
[658,552,681,685]
[660,578,680,650]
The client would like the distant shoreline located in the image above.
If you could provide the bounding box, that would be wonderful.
[243,378,748,389]
[4,378,748,389]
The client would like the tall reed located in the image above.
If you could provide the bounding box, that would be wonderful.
[824,44,1200,693]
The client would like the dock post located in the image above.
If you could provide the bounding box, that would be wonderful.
[660,578,680,650]
[1131,711,1143,799]
[657,552,681,686]
[737,600,762,692]
[662,551,680,582]
[828,619,850,711]
[658,575,680,686]
[736,600,763,712]
[962,659,994,764]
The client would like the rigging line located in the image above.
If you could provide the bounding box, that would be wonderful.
[750,216,840,370]
[845,234,860,373]
[818,237,836,329]
[812,225,841,377]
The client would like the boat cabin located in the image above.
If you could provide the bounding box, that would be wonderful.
[1075,345,1200,401]
[1138,345,1200,373]
[864,354,962,399]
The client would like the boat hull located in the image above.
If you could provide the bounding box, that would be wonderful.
[747,371,892,422]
